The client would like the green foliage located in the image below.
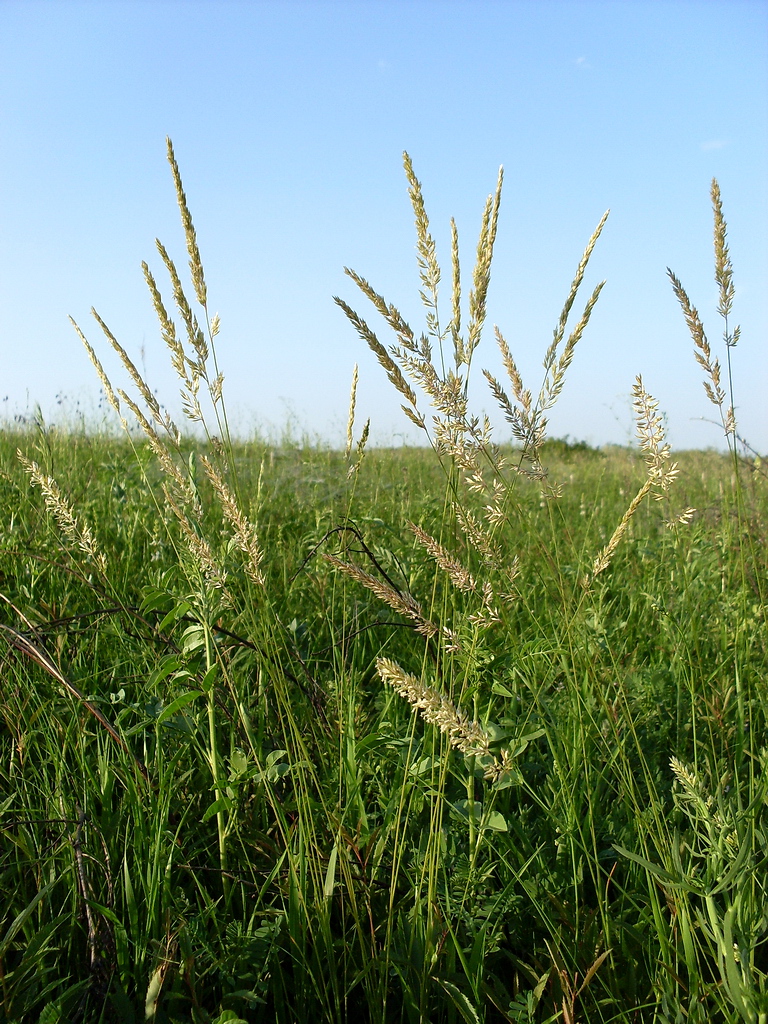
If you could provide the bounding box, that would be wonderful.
[0,151,765,1024]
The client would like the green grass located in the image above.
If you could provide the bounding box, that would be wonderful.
[0,145,765,1023]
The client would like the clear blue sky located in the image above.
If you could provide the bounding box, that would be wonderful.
[1,0,766,450]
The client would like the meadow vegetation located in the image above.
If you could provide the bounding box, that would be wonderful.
[0,142,765,1023]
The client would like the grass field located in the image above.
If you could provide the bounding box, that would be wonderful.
[0,147,765,1023]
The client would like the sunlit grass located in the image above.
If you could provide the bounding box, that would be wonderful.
[0,146,765,1024]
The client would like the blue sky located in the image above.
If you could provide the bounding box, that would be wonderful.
[1,0,766,450]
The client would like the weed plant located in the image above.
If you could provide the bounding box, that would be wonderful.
[0,143,765,1023]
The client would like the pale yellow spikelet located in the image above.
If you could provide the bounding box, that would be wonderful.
[324,554,441,639]
[450,217,463,367]
[142,262,187,380]
[585,479,653,584]
[529,213,607,466]
[403,152,441,320]
[209,372,224,407]
[667,268,728,416]
[200,454,264,587]
[70,317,124,425]
[155,240,209,370]
[162,483,227,591]
[711,179,735,329]
[18,452,107,575]
[408,522,476,593]
[540,279,605,414]
[166,137,207,307]
[585,377,685,586]
[333,298,420,411]
[345,364,358,459]
[376,657,512,781]
[664,507,696,529]
[476,581,501,625]
[376,657,491,757]
[342,269,416,351]
[632,375,678,491]
[90,308,163,423]
[670,756,713,809]
[466,166,503,363]
[550,211,609,363]
[347,418,371,478]
[453,503,503,572]
[116,390,180,471]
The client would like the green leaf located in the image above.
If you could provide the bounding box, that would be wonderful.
[433,978,481,1024]
[156,690,203,725]
[0,878,60,957]
[613,844,678,883]
[202,796,233,822]
[140,587,173,615]
[410,755,440,776]
[452,799,483,822]
[491,681,515,698]
[145,965,164,1020]
[157,600,192,632]
[181,623,206,654]
[324,839,339,899]
[229,748,249,777]
[483,810,508,832]
[147,655,182,688]
[200,662,219,694]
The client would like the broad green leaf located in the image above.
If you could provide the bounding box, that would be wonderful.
[156,690,203,725]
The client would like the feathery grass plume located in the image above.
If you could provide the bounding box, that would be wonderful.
[77,304,186,449]
[89,308,164,425]
[155,239,209,370]
[403,152,441,334]
[408,521,476,593]
[670,756,713,812]
[348,418,371,479]
[712,180,739,346]
[162,481,227,591]
[376,657,514,781]
[586,480,652,583]
[481,213,606,484]
[200,454,264,587]
[323,553,440,640]
[467,581,502,628]
[152,240,209,424]
[539,212,609,408]
[17,452,107,575]
[142,260,186,379]
[336,155,503,459]
[345,364,358,459]
[585,376,684,585]
[333,298,421,421]
[669,757,733,846]
[342,362,371,466]
[69,316,124,426]
[486,327,534,449]
[667,179,739,443]
[336,156,531,507]
[166,137,207,307]
[667,270,728,416]
[466,167,503,366]
[341,269,417,350]
[452,503,504,574]
[665,506,697,529]
[712,179,740,440]
[632,377,679,495]
[450,218,463,367]
[114,388,189,499]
